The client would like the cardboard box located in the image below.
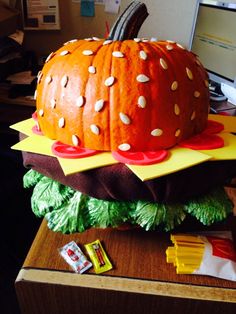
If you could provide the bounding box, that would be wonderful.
[0,4,19,37]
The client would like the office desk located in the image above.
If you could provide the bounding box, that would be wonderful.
[15,218,236,314]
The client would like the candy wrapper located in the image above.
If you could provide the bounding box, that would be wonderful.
[166,231,236,281]
[59,241,92,274]
[85,239,113,274]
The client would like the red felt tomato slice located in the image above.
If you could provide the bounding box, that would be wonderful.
[52,141,99,159]
[32,125,43,135]
[112,150,169,165]
[179,134,224,150]
[32,111,38,121]
[203,120,224,135]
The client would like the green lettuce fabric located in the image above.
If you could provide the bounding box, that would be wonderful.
[23,170,233,234]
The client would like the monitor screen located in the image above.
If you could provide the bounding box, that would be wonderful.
[191,1,236,88]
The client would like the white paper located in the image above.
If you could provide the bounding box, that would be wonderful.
[23,0,60,30]
[105,0,121,14]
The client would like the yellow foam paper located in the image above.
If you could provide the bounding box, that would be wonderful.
[201,133,236,160]
[208,114,236,133]
[127,147,212,181]
[10,118,36,137]
[11,135,55,157]
[58,153,118,175]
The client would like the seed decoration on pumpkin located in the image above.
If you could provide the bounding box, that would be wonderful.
[90,124,100,135]
[72,135,80,146]
[61,75,69,88]
[138,96,146,108]
[134,38,141,42]
[174,104,180,115]
[204,80,209,88]
[105,76,115,87]
[191,111,196,121]
[93,37,100,41]
[58,117,65,128]
[171,81,178,91]
[151,128,163,137]
[84,38,92,41]
[118,143,131,151]
[119,112,131,125]
[39,109,44,117]
[76,96,85,107]
[166,44,173,51]
[137,74,150,83]
[142,38,149,42]
[177,43,185,49]
[60,50,70,56]
[88,66,96,74]
[139,50,147,60]
[82,50,94,56]
[167,40,175,43]
[194,91,200,98]
[45,52,54,63]
[45,75,52,85]
[50,98,56,109]
[112,51,124,58]
[63,39,78,45]
[186,67,193,80]
[160,58,168,70]
[103,40,113,45]
[175,129,181,137]
[95,99,105,112]
[37,71,43,83]
[34,90,37,100]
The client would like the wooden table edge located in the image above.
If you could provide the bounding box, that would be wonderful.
[15,268,236,303]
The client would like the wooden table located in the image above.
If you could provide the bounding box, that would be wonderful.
[15,218,236,314]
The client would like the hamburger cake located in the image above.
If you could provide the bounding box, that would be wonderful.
[16,1,236,233]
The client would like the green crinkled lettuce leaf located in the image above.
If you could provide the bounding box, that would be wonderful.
[185,187,233,225]
[132,201,186,231]
[31,176,75,217]
[23,169,44,188]
[45,191,89,233]
[87,198,133,228]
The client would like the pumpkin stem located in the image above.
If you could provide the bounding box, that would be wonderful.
[107,1,149,41]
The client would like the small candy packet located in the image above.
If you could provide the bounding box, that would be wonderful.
[84,239,113,274]
[166,231,236,281]
[59,241,92,274]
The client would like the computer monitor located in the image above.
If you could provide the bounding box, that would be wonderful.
[190,0,236,105]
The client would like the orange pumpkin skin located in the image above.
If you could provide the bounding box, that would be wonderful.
[36,38,210,152]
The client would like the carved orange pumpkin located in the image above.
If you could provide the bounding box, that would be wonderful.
[36,3,210,153]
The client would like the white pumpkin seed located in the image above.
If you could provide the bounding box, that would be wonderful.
[112,51,124,58]
[177,43,185,49]
[39,109,44,117]
[90,124,100,135]
[205,80,209,88]
[72,135,80,146]
[105,76,115,87]
[171,81,178,91]
[82,50,93,56]
[64,39,78,45]
[138,96,146,108]
[136,74,150,83]
[37,71,43,83]
[95,99,105,112]
[194,91,200,98]
[45,75,52,84]
[61,75,69,87]
[118,143,131,151]
[76,96,85,107]
[93,37,100,41]
[134,38,141,42]
[34,90,37,100]
[50,98,56,109]
[139,50,147,60]
[88,66,96,74]
[160,58,168,70]
[191,111,196,121]
[58,117,65,128]
[45,52,54,63]
[60,50,70,56]
[151,128,163,137]
[174,104,180,115]
[166,44,173,51]
[175,129,181,137]
[186,67,193,80]
[119,112,131,125]
[103,40,113,45]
